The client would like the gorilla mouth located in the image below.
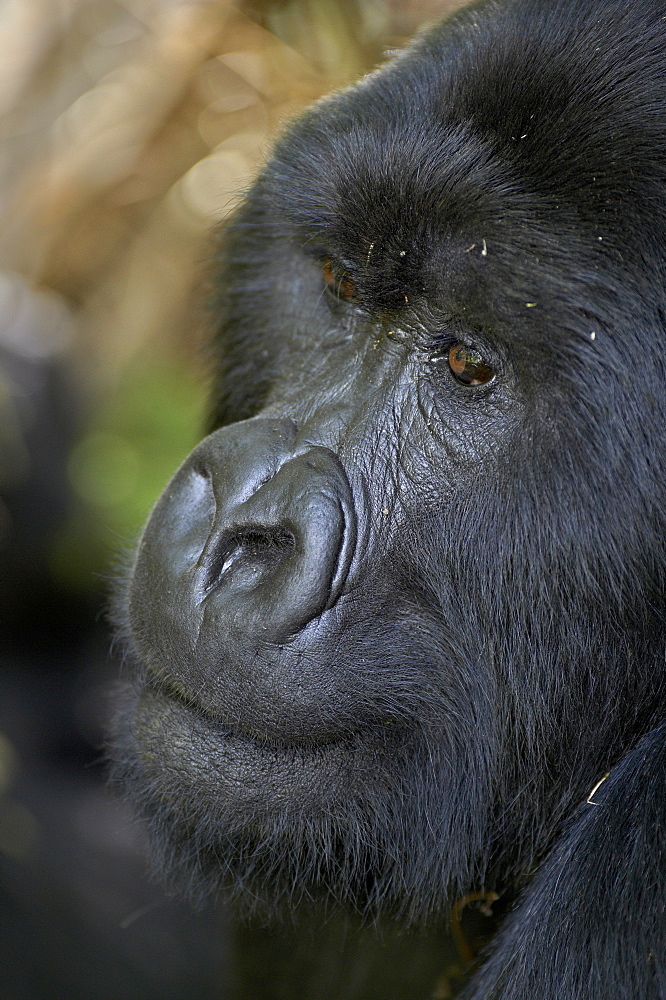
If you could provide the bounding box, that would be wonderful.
[115,671,400,835]
[143,672,349,753]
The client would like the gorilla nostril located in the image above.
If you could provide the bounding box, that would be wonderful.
[202,526,297,595]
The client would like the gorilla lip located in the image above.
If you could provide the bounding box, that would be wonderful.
[143,672,353,752]
[125,677,397,815]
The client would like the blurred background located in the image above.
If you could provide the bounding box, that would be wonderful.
[0,1,477,997]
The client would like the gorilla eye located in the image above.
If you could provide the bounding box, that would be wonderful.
[448,344,495,386]
[322,258,357,300]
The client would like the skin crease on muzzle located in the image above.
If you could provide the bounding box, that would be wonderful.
[108,1,666,997]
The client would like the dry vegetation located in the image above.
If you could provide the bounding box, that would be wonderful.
[0,0,468,378]
[0,0,468,582]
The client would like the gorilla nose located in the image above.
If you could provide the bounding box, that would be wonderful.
[128,418,358,732]
[194,427,357,638]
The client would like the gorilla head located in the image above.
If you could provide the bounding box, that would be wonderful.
[109,0,666,937]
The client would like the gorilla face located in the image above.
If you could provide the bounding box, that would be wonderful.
[109,0,666,925]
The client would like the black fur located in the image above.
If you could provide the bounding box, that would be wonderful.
[109,1,666,996]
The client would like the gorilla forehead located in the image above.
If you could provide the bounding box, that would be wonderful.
[267,0,666,302]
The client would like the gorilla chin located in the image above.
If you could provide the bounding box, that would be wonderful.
[109,0,666,993]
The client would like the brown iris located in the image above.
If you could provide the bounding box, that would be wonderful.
[448,344,495,386]
[322,258,357,300]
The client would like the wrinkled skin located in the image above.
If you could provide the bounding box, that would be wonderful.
[109,0,666,996]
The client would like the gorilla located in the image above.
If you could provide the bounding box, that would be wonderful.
[109,0,666,996]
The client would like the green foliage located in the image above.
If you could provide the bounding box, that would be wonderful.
[51,351,204,592]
